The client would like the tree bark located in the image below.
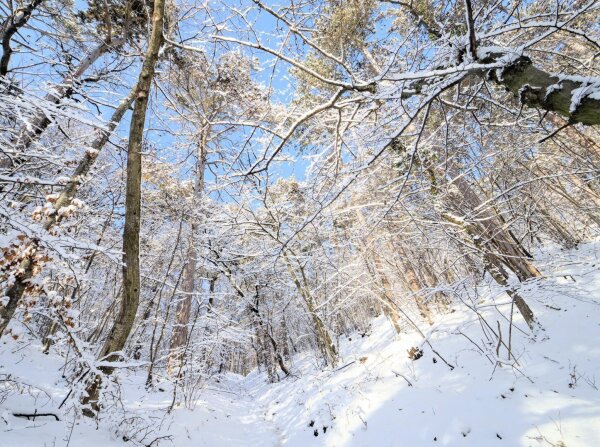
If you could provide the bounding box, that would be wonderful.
[490,55,600,126]
[98,0,164,364]
[382,2,600,125]
[536,204,580,249]
[449,173,542,282]
[44,90,136,230]
[367,252,403,333]
[391,242,434,325]
[249,290,290,381]
[0,245,35,336]
[351,207,403,333]
[283,252,337,367]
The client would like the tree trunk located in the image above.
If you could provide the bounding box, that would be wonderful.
[0,246,35,336]
[352,207,403,333]
[83,0,165,414]
[395,245,434,326]
[250,291,289,381]
[167,130,208,375]
[390,3,600,125]
[98,0,164,365]
[536,204,580,249]
[449,173,542,281]
[490,54,600,126]
[367,252,403,333]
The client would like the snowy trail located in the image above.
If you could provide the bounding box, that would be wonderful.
[164,386,281,446]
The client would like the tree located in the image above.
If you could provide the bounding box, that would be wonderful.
[83,0,166,414]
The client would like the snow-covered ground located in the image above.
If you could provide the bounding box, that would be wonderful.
[2,243,600,446]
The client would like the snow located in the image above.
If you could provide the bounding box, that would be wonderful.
[570,82,600,113]
[2,243,600,446]
[544,74,600,113]
[545,83,563,100]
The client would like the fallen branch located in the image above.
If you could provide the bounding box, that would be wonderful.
[13,411,60,421]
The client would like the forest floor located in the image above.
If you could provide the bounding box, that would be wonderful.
[1,243,600,446]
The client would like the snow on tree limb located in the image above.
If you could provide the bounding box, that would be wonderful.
[490,55,600,125]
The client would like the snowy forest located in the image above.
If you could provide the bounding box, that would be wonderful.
[1,0,600,445]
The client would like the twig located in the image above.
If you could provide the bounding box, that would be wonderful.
[392,370,413,386]
[333,361,355,372]
[496,320,502,358]
[507,299,515,362]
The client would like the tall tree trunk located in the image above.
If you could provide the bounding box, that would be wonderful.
[420,149,541,283]
[566,174,600,218]
[145,218,186,387]
[365,251,403,333]
[83,0,165,415]
[395,244,434,325]
[351,207,403,333]
[249,291,290,381]
[531,161,600,228]
[167,130,208,375]
[536,203,580,249]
